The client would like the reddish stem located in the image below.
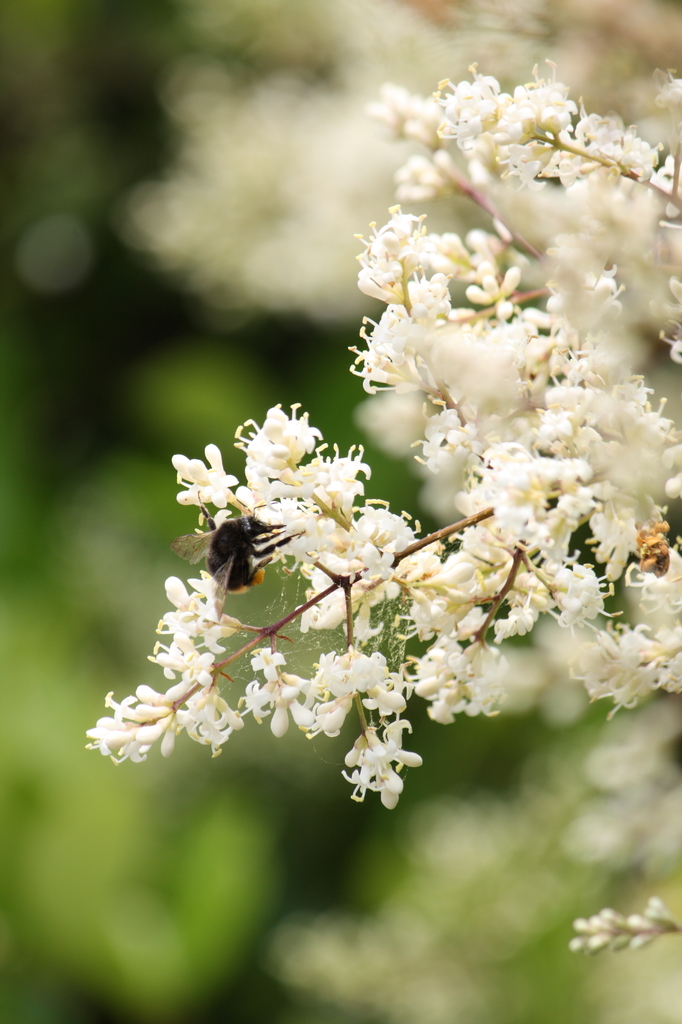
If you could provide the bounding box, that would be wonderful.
[214,582,339,671]
[393,507,495,565]
[446,163,544,259]
[472,547,524,644]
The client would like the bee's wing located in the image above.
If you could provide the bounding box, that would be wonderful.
[210,552,236,618]
[170,532,213,564]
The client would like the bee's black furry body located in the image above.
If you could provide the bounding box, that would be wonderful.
[171,513,288,612]
[206,516,284,590]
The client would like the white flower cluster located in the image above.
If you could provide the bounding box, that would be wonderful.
[573,622,682,711]
[438,64,659,189]
[87,576,246,761]
[352,195,677,716]
[366,83,442,151]
[570,897,681,955]
[89,61,682,809]
[353,63,682,724]
[87,411,426,806]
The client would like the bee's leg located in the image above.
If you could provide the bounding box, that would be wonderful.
[255,533,292,558]
[253,522,305,559]
[198,500,217,531]
[260,524,287,538]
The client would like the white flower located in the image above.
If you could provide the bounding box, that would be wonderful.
[343,720,422,809]
[552,563,606,628]
[362,669,408,716]
[153,632,215,689]
[356,208,429,305]
[575,112,658,181]
[655,69,682,132]
[572,625,672,709]
[465,265,521,308]
[87,679,244,762]
[312,694,354,737]
[184,686,244,753]
[589,499,638,581]
[570,897,682,954]
[420,408,483,474]
[440,66,577,164]
[239,404,322,495]
[425,231,478,280]
[494,602,538,641]
[407,272,452,321]
[366,83,443,149]
[159,576,240,651]
[395,153,454,204]
[469,443,594,559]
[316,649,388,699]
[172,443,239,508]
[439,70,505,149]
[242,653,315,736]
[413,638,508,723]
[250,649,286,683]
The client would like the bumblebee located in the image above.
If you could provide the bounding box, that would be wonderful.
[171,507,289,614]
[636,520,670,578]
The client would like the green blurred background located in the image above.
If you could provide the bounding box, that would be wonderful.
[3,0,682,1021]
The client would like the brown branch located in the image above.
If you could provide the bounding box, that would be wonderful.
[166,578,346,715]
[444,161,544,259]
[344,586,354,648]
[171,681,201,713]
[512,287,550,305]
[214,581,340,671]
[313,559,343,584]
[472,547,524,644]
[392,507,495,566]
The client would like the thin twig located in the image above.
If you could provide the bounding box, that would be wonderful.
[354,691,369,734]
[534,132,682,213]
[313,560,344,584]
[344,586,354,649]
[445,161,543,259]
[401,268,413,314]
[472,547,524,644]
[214,581,340,670]
[171,681,201,712]
[393,507,495,565]
[311,492,350,531]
